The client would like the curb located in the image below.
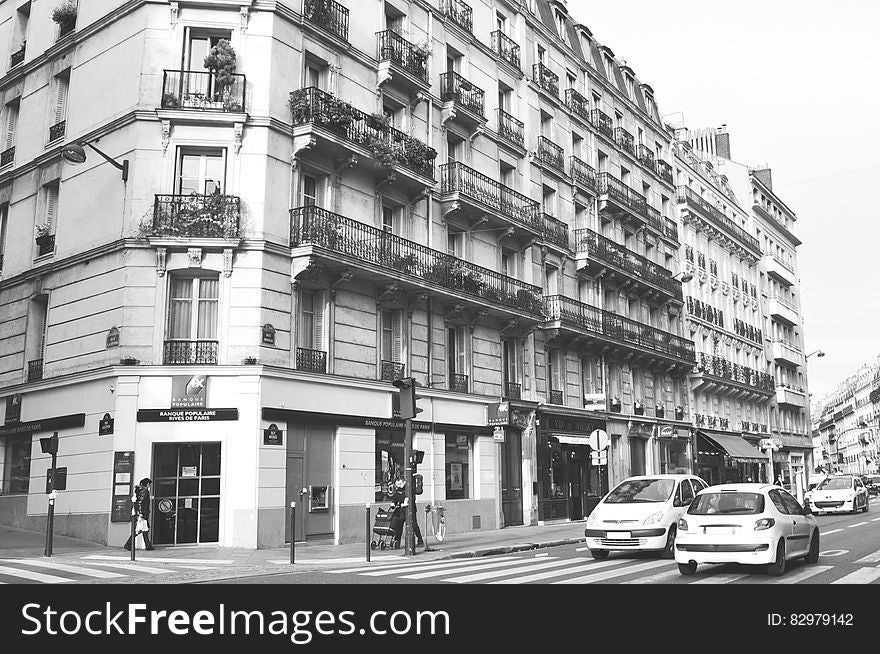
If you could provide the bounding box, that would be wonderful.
[438,537,587,560]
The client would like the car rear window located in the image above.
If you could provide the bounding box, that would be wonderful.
[817,477,853,490]
[688,492,765,515]
[604,478,675,504]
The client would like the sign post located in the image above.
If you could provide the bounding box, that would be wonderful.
[40,433,59,557]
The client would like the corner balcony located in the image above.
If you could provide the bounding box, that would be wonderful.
[690,353,775,401]
[161,70,246,113]
[297,347,327,373]
[532,63,559,98]
[764,254,797,287]
[768,295,799,326]
[597,172,662,232]
[564,88,592,126]
[677,186,761,259]
[290,205,545,321]
[542,295,695,372]
[149,194,242,247]
[164,340,219,365]
[376,30,430,95]
[496,109,525,153]
[663,218,679,243]
[776,384,807,409]
[771,340,804,367]
[440,0,473,33]
[440,71,486,132]
[574,228,683,306]
[439,161,541,239]
[534,136,566,177]
[303,0,349,42]
[290,87,436,192]
[490,30,520,70]
[570,156,597,196]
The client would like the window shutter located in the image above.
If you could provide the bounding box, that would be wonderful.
[39,300,49,359]
[55,77,68,124]
[313,290,326,351]
[456,327,466,373]
[392,310,403,363]
[5,107,17,150]
[45,185,58,230]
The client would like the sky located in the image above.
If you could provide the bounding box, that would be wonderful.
[566,0,880,403]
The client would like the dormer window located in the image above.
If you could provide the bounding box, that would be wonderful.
[624,75,635,101]
[555,10,566,41]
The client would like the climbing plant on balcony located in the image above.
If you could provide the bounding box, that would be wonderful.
[289,89,356,133]
[51,1,78,33]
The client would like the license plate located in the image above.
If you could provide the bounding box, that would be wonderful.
[607,531,631,539]
[705,526,735,535]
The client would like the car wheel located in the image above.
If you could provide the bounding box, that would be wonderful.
[589,549,609,560]
[661,524,677,559]
[805,531,820,563]
[767,540,786,576]
[678,561,697,576]
[863,498,870,513]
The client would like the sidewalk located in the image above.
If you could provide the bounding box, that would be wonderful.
[0,520,589,571]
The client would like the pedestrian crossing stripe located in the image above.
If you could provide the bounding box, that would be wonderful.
[771,565,832,584]
[0,565,73,584]
[855,550,880,564]
[78,561,173,574]
[493,558,632,585]
[553,559,670,584]
[691,573,750,584]
[443,558,582,584]
[831,567,880,584]
[360,557,525,577]
[3,559,125,579]
[326,556,521,575]
[81,554,234,565]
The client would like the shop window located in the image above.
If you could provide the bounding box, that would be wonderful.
[445,433,472,499]
[1,434,31,495]
[629,438,646,476]
[375,430,404,502]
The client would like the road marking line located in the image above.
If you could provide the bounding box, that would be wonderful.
[0,565,73,583]
[832,567,880,584]
[854,550,880,564]
[78,562,173,574]
[820,529,843,535]
[848,522,868,527]
[356,557,523,577]
[393,558,547,580]
[442,559,576,583]
[271,556,405,565]
[5,559,125,579]
[575,546,591,552]
[325,556,519,575]
[81,555,234,564]
[553,559,671,584]
[534,552,549,558]
[623,568,682,584]
[176,565,218,570]
[493,559,634,584]
[774,565,832,584]
[691,573,749,584]
[871,517,880,522]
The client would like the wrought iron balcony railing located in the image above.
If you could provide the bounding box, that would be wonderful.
[440,0,473,32]
[164,340,219,365]
[497,108,524,149]
[10,43,25,67]
[36,234,55,256]
[575,229,683,299]
[162,70,247,112]
[27,359,43,382]
[733,318,763,345]
[663,218,679,242]
[504,382,521,400]
[48,120,66,142]
[303,0,349,41]
[381,360,405,382]
[548,389,564,405]
[707,415,718,428]
[564,88,591,124]
[540,213,570,251]
[695,414,705,427]
[637,144,655,169]
[655,159,674,185]
[695,353,775,392]
[440,71,484,116]
[536,136,565,174]
[490,30,520,69]
[377,30,428,82]
[152,194,242,238]
[449,373,469,393]
[290,87,437,179]
[440,161,541,233]
[590,109,614,140]
[297,347,327,373]
[598,172,662,231]
[686,296,724,328]
[290,205,545,316]
[58,19,76,39]
[532,62,559,97]
[614,127,635,157]
[0,146,14,167]
[570,156,597,194]
[677,186,761,253]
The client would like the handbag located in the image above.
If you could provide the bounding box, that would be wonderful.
[136,516,149,534]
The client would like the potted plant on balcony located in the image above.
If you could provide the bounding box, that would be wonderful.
[203,39,240,110]
[410,39,431,77]
[51,1,78,36]
[610,396,622,413]
[289,89,355,133]
[634,400,644,416]
[367,112,391,132]
[34,222,52,246]
[368,136,397,168]
[162,92,181,109]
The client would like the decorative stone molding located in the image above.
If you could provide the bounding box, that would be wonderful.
[187,248,203,268]
[240,6,249,33]
[234,122,244,154]
[440,200,461,224]
[291,136,317,167]
[376,282,403,306]
[161,120,171,153]
[223,248,233,277]
[156,248,167,276]
[410,91,427,110]
[330,269,354,299]
[469,309,489,333]
[374,172,397,196]
[170,2,179,29]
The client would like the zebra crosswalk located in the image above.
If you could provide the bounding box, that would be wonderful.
[0,555,229,584]
[325,551,880,585]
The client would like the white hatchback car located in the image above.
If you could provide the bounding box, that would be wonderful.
[675,483,819,577]
[808,474,869,514]
[584,474,708,559]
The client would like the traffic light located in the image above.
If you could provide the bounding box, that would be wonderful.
[413,473,423,495]
[392,377,424,419]
[40,434,59,455]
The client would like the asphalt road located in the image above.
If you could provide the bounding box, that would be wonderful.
[205,508,880,585]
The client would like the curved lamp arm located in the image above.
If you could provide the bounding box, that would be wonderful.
[83,142,129,182]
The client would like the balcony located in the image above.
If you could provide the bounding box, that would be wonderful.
[691,353,775,399]
[590,109,614,140]
[290,205,545,319]
[490,30,520,69]
[58,19,76,39]
[504,382,522,400]
[614,127,636,157]
[768,295,799,326]
[564,88,591,125]
[764,254,797,287]
[496,109,525,151]
[548,390,564,405]
[164,340,219,365]
[296,347,327,373]
[677,186,761,257]
[48,120,66,143]
[439,161,541,237]
[151,194,242,241]
[10,42,25,68]
[27,359,43,382]
[161,70,246,113]
[440,71,486,129]
[449,373,469,393]
[655,159,674,185]
[0,146,14,168]
[663,218,679,243]
[570,156,597,195]
[380,360,405,382]
[776,384,807,409]
[771,340,805,367]
[543,295,695,369]
[597,172,662,232]
[535,136,565,176]
[440,0,473,32]
[290,87,437,187]
[36,234,55,257]
[637,144,655,170]
[303,0,349,42]
[686,296,724,328]
[540,213,571,253]
[376,30,430,93]
[575,228,683,305]
[532,63,559,98]
[733,318,763,346]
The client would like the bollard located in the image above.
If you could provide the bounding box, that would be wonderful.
[130,505,137,561]
[365,503,371,562]
[289,501,296,564]
[44,490,57,557]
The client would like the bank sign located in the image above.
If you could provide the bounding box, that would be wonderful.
[137,408,239,422]
[171,375,208,409]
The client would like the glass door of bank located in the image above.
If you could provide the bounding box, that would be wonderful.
[152,443,221,545]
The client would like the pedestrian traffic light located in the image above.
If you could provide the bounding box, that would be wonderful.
[413,473,423,495]
[392,377,424,419]
[40,434,59,455]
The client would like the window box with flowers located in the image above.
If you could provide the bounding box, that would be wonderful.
[52,1,78,38]
[152,194,241,239]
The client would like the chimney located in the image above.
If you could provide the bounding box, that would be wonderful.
[714,124,731,160]
[752,167,773,190]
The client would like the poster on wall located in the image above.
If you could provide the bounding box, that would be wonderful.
[450,463,463,491]
[4,394,22,424]
[110,451,135,523]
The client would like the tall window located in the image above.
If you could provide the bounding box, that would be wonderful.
[3,101,18,155]
[38,181,59,240]
[177,149,225,195]
[298,290,325,351]
[447,326,467,386]
[185,30,231,71]
[548,350,564,393]
[49,71,69,139]
[300,173,319,206]
[446,134,460,164]
[0,203,7,271]
[582,356,602,395]
[544,264,559,295]
[381,310,403,364]
[168,276,219,344]
[501,249,517,278]
[502,339,520,390]
[382,206,395,234]
[447,230,464,257]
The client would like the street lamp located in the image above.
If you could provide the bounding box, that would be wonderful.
[673,271,694,283]
[806,350,825,359]
[62,141,129,182]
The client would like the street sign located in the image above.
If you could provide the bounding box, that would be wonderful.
[588,429,609,451]
[46,467,67,493]
[590,454,607,467]
[493,426,506,442]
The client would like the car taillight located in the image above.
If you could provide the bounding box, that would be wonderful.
[754,518,775,531]
[678,518,688,532]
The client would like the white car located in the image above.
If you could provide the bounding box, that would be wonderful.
[584,474,708,559]
[808,475,869,514]
[675,483,819,577]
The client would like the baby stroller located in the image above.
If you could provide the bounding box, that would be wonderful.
[370,505,404,550]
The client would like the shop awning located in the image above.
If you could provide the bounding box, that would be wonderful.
[699,431,766,461]
[551,433,590,446]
